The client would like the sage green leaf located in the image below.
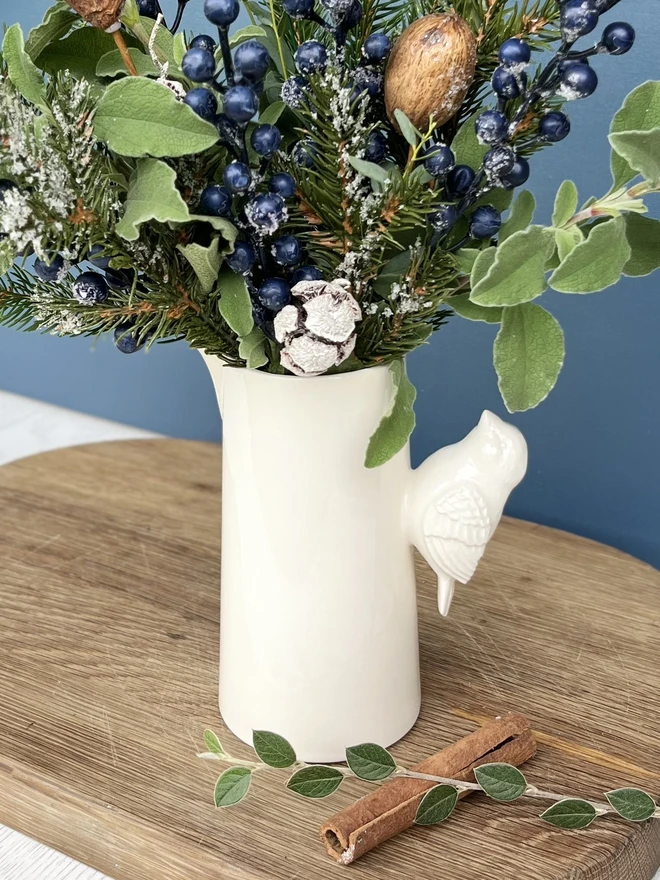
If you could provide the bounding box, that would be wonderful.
[178,239,222,294]
[394,109,420,146]
[372,251,411,296]
[348,156,390,185]
[230,25,268,47]
[25,2,76,61]
[624,213,660,277]
[552,180,578,228]
[609,129,660,186]
[116,159,189,241]
[259,101,285,125]
[364,360,416,469]
[94,78,218,158]
[138,16,178,69]
[3,25,49,114]
[0,242,15,277]
[451,110,487,170]
[186,214,238,245]
[555,226,583,262]
[549,216,630,293]
[36,27,118,79]
[470,246,497,288]
[415,785,458,825]
[345,743,396,781]
[540,799,597,830]
[203,729,225,756]
[173,32,187,67]
[218,270,254,337]
[474,763,527,802]
[455,248,479,275]
[450,294,502,324]
[494,303,565,413]
[609,82,660,189]
[214,767,252,807]
[121,0,140,28]
[500,190,535,242]
[286,766,343,799]
[605,788,657,822]
[97,48,158,78]
[253,730,296,768]
[471,226,555,306]
[238,328,269,369]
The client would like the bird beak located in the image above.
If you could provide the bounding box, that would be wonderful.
[437,577,455,617]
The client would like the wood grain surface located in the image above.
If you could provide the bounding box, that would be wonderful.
[0,439,658,880]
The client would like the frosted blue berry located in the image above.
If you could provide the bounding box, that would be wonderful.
[559,62,598,99]
[445,165,475,198]
[342,0,363,28]
[234,40,270,82]
[291,265,323,283]
[423,144,455,178]
[184,87,218,121]
[88,245,114,270]
[223,85,259,122]
[272,235,303,266]
[199,184,232,216]
[182,47,216,83]
[281,75,307,108]
[561,0,599,41]
[502,156,530,188]
[469,205,502,240]
[190,34,216,53]
[475,110,508,145]
[602,21,635,55]
[226,240,256,273]
[258,278,291,311]
[105,268,134,290]
[429,204,458,232]
[492,65,526,100]
[251,124,282,157]
[204,0,240,26]
[137,0,159,18]
[224,161,252,193]
[0,179,16,203]
[34,254,65,282]
[364,131,387,163]
[269,172,296,199]
[295,40,328,74]
[283,0,315,19]
[114,323,148,354]
[353,66,382,97]
[246,193,286,231]
[73,271,109,304]
[362,33,391,64]
[483,144,515,181]
[498,38,531,67]
[215,113,241,146]
[538,111,571,142]
[293,139,317,167]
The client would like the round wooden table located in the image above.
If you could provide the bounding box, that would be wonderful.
[0,440,658,880]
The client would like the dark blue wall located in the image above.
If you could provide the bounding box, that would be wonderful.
[2,0,659,566]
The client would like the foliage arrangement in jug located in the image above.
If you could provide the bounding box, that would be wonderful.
[1,0,660,458]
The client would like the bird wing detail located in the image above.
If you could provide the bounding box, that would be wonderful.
[422,483,491,584]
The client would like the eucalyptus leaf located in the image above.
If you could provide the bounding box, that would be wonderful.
[203,729,225,756]
[218,270,254,337]
[549,216,630,293]
[415,785,458,825]
[500,191,535,242]
[25,2,76,61]
[552,180,578,228]
[253,730,297,768]
[555,226,583,262]
[474,763,527,802]
[394,109,420,146]
[259,101,286,125]
[238,328,269,369]
[178,239,222,294]
[36,27,118,79]
[116,159,189,241]
[372,251,411,296]
[450,293,502,324]
[609,81,660,189]
[286,766,343,799]
[451,111,487,170]
[624,213,660,276]
[173,32,187,67]
[345,743,396,781]
[3,25,49,114]
[605,788,657,822]
[470,246,497,288]
[97,48,158,78]
[348,156,390,185]
[214,767,252,807]
[470,226,555,306]
[494,303,565,413]
[609,129,660,186]
[230,26,268,47]
[540,799,597,830]
[364,360,416,469]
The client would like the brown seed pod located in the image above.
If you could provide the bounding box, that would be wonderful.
[384,13,477,132]
[64,0,125,30]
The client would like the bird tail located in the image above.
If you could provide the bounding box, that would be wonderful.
[437,573,455,617]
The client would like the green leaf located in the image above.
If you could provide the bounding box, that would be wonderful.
[394,109,419,146]
[25,2,76,62]
[541,799,597,830]
[471,226,555,306]
[609,81,660,189]
[3,25,49,114]
[500,191,535,242]
[474,763,527,802]
[450,293,502,324]
[173,32,187,67]
[94,78,218,158]
[238,328,269,369]
[218,270,254,337]
[259,101,286,125]
[415,785,458,825]
[609,129,660,186]
[96,48,158,78]
[230,25,268,47]
[203,729,225,756]
[214,767,252,807]
[549,216,631,293]
[186,214,238,244]
[137,16,178,69]
[451,111,487,170]
[494,303,565,413]
[121,0,140,28]
[552,180,578,228]
[455,248,479,275]
[470,246,497,288]
[0,242,15,278]
[364,360,416,469]
[36,27,118,79]
[348,156,390,185]
[345,743,396,781]
[555,226,583,262]
[178,239,222,294]
[115,159,189,241]
[623,213,660,277]
[372,251,411,296]
[253,730,296,768]
[286,766,343,799]
[605,788,657,822]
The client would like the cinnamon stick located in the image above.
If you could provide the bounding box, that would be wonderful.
[321,713,536,865]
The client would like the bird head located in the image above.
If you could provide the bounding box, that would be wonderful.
[469,410,528,488]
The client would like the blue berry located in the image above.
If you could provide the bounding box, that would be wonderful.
[538,111,571,141]
[258,278,291,311]
[204,0,240,26]
[234,40,270,82]
[0,179,16,203]
[184,87,218,121]
[602,21,635,55]
[114,323,148,354]
[282,0,315,18]
[223,85,259,122]
[561,0,599,41]
[246,193,286,230]
[423,144,455,178]
[295,40,328,74]
[353,66,382,97]
[475,109,508,145]
[269,172,296,199]
[483,144,515,181]
[73,271,109,304]
[498,38,531,67]
[226,240,256,273]
[252,299,273,332]
[559,61,598,99]
[469,206,502,240]
[362,33,391,64]
[492,66,526,100]
[215,113,241,146]
[445,165,475,198]
[190,34,216,53]
[182,47,216,83]
[364,131,387,163]
[502,156,530,188]
[136,0,159,18]
[291,265,323,283]
[34,254,65,282]
[342,0,363,28]
[251,124,282,157]
[199,184,232,216]
[272,235,302,266]
[281,75,307,108]
[292,139,317,167]
[429,204,458,233]
[105,268,134,290]
[88,245,114,270]
[224,161,252,193]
